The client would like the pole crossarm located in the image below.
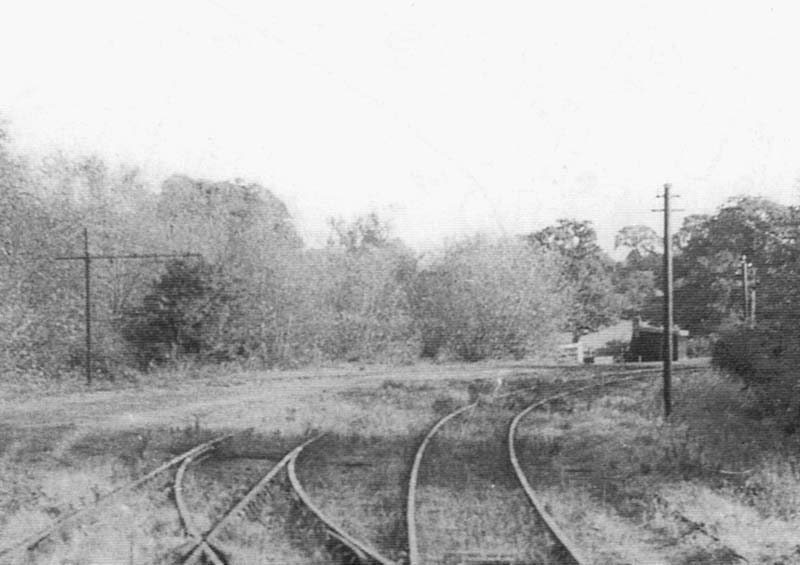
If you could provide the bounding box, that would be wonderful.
[54,228,199,385]
[55,252,201,261]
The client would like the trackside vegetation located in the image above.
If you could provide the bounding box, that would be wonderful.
[0,121,627,380]
[5,113,800,434]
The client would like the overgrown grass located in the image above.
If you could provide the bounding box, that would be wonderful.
[515,369,800,564]
[8,363,800,564]
[416,402,562,564]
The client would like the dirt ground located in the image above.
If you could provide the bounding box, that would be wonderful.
[7,360,797,565]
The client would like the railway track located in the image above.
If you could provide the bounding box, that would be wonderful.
[287,439,398,565]
[0,432,237,562]
[174,433,398,565]
[174,435,319,564]
[0,428,397,564]
[407,367,686,565]
[2,365,709,564]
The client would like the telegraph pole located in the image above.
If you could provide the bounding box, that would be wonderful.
[83,228,92,386]
[662,184,674,417]
[741,254,749,325]
[56,228,200,385]
[654,184,680,417]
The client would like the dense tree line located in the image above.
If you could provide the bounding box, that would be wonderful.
[2,124,605,379]
[13,117,799,385]
[612,196,800,427]
[613,196,800,339]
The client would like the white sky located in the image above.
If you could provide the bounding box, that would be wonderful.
[3,1,800,252]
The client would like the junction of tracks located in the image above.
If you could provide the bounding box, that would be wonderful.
[1,361,754,564]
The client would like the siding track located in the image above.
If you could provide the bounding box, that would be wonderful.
[177,433,396,564]
[0,432,236,562]
[407,367,699,565]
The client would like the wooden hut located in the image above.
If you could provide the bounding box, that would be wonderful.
[627,318,689,362]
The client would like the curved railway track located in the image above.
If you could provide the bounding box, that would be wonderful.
[2,365,708,565]
[407,367,689,565]
[287,439,398,565]
[177,434,321,564]
[1,429,402,564]
[0,432,237,562]
[175,448,228,565]
[176,433,396,565]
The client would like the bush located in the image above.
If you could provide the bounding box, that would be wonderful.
[712,325,800,382]
[416,236,569,361]
[713,324,800,430]
[121,259,239,369]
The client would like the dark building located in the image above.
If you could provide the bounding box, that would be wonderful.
[627,319,688,362]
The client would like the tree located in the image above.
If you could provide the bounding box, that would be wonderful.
[615,225,661,269]
[321,214,418,361]
[419,236,569,360]
[528,219,619,341]
[0,128,91,376]
[613,225,661,319]
[151,175,309,365]
[121,259,237,367]
[327,212,392,252]
[155,174,301,266]
[669,196,794,334]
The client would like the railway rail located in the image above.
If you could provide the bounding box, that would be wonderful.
[0,427,398,564]
[2,364,710,564]
[406,367,700,565]
[287,439,398,565]
[176,433,397,565]
[177,435,321,564]
[0,432,237,562]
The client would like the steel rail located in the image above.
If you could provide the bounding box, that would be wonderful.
[506,368,686,564]
[287,437,398,565]
[174,451,227,565]
[508,385,602,564]
[406,401,478,565]
[407,366,689,565]
[0,432,236,560]
[181,434,324,565]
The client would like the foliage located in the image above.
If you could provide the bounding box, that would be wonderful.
[671,196,797,334]
[142,175,308,367]
[528,219,619,340]
[713,324,800,430]
[418,236,568,361]
[327,212,392,252]
[712,324,800,382]
[615,224,661,269]
[613,225,661,320]
[319,215,418,362]
[0,137,86,375]
[220,213,419,366]
[121,260,238,367]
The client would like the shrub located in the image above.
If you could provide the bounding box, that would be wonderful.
[416,236,569,361]
[712,325,800,382]
[121,259,238,368]
[713,324,800,430]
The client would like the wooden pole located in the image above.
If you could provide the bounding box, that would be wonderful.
[741,254,749,325]
[662,184,673,417]
[56,229,200,386]
[84,227,92,386]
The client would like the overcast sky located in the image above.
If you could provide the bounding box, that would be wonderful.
[3,1,800,252]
